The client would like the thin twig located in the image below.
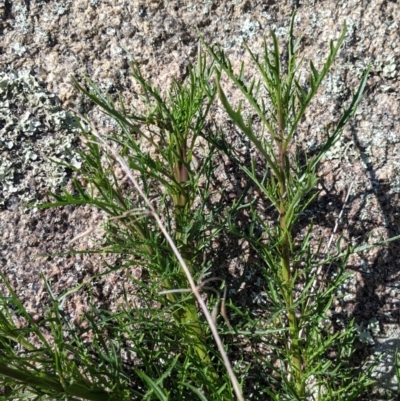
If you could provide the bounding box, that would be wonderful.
[159,277,233,329]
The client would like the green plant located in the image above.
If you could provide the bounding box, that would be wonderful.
[1,47,242,400]
[1,13,400,401]
[75,46,217,357]
[199,12,393,400]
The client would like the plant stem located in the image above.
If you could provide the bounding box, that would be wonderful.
[171,143,214,366]
[280,219,303,396]
[276,75,304,396]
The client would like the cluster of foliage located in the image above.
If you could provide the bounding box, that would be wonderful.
[1,14,398,401]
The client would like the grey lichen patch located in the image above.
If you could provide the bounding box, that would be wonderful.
[370,324,400,395]
[238,18,260,41]
[381,55,397,79]
[0,69,81,207]
[355,318,380,345]
[12,3,31,34]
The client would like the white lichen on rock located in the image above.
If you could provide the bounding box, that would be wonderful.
[0,69,81,207]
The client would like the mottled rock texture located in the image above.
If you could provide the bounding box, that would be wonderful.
[1,0,400,397]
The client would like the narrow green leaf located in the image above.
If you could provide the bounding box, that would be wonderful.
[136,370,168,400]
[180,383,209,401]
